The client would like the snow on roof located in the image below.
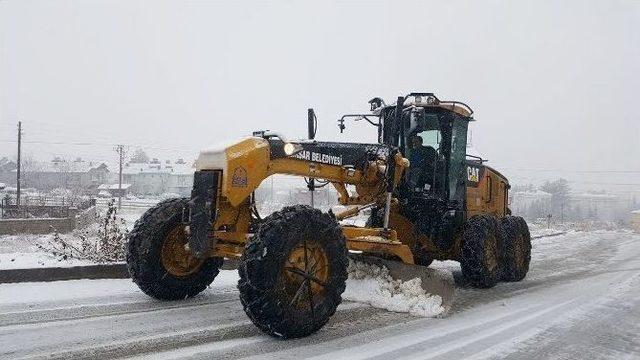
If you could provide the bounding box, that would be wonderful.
[98,183,132,190]
[0,157,16,171]
[123,162,193,175]
[20,159,109,173]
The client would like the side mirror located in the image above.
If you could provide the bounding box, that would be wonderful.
[368,97,384,111]
[308,108,316,140]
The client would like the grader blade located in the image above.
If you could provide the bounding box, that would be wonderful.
[348,254,455,313]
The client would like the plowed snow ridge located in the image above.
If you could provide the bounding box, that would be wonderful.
[343,260,445,317]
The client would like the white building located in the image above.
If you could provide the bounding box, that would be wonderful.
[120,159,193,196]
[509,189,553,218]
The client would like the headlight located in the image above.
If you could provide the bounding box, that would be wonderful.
[284,142,296,156]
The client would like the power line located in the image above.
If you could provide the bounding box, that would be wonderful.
[503,168,640,174]
[0,139,194,152]
[510,177,640,186]
[567,181,640,186]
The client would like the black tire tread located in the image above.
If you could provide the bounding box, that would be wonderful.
[500,216,531,282]
[461,214,501,288]
[237,205,348,339]
[126,198,223,300]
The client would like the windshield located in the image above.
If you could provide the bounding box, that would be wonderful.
[449,118,468,201]
[407,114,443,193]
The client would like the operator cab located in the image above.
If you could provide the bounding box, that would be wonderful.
[376,94,472,250]
[378,94,472,208]
[335,92,474,246]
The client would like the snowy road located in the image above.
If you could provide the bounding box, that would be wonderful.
[1,230,639,359]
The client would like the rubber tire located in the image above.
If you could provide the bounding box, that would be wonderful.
[127,198,223,300]
[500,216,531,282]
[238,205,348,339]
[461,215,502,288]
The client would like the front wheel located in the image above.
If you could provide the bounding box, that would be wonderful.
[238,205,348,339]
[126,198,223,300]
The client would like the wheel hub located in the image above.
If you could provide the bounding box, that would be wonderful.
[161,226,205,277]
[281,239,330,310]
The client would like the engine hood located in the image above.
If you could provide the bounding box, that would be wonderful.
[195,137,263,171]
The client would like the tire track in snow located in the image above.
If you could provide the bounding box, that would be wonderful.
[14,320,254,360]
[0,293,250,359]
[5,303,372,360]
[0,292,239,329]
[238,232,640,360]
[122,304,416,360]
[241,301,562,360]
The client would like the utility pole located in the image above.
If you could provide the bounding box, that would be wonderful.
[16,121,22,210]
[114,145,126,209]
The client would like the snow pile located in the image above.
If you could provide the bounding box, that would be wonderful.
[343,260,444,317]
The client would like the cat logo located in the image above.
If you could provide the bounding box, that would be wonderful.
[231,166,248,187]
[467,166,480,183]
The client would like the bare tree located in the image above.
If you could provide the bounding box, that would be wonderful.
[540,179,570,222]
[130,148,150,163]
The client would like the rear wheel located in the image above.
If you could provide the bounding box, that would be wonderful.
[461,215,501,288]
[238,205,348,338]
[127,198,223,300]
[500,216,531,281]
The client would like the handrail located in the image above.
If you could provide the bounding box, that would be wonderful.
[466,154,487,163]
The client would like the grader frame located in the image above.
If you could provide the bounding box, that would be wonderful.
[190,136,415,264]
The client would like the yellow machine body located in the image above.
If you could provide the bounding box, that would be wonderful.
[195,136,508,264]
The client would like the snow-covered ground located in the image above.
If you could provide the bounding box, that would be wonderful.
[94,197,157,231]
[0,198,154,269]
[0,233,98,269]
[0,251,94,269]
[1,229,639,359]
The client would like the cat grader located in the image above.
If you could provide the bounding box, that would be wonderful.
[126,93,532,338]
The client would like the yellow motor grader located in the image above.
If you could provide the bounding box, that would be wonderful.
[126,93,531,338]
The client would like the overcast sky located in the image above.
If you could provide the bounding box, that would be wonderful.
[1,0,639,190]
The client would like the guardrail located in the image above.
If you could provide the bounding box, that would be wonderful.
[0,259,239,283]
[531,231,567,239]
[0,263,129,283]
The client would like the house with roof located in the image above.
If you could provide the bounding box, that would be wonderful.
[0,157,17,185]
[8,157,109,192]
[121,159,193,196]
[97,183,132,197]
[0,157,16,172]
